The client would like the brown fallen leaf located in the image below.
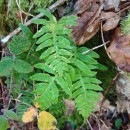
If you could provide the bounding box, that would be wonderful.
[100,11,117,20]
[107,28,130,72]
[74,0,94,14]
[72,2,100,45]
[103,0,120,11]
[103,15,120,31]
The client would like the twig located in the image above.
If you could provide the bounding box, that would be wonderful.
[87,120,93,130]
[16,0,34,18]
[0,0,67,45]
[16,0,24,23]
[100,22,112,59]
[82,41,110,54]
[117,4,130,14]
[12,98,32,107]
[24,3,34,23]
[91,113,101,130]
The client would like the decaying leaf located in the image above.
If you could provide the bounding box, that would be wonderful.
[107,28,130,72]
[103,0,120,11]
[74,0,94,14]
[38,111,57,130]
[103,15,120,31]
[72,1,101,45]
[22,107,37,123]
[100,11,116,20]
[64,99,75,116]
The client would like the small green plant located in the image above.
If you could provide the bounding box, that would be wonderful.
[30,9,103,120]
[121,13,130,34]
[0,110,19,130]
[0,9,104,128]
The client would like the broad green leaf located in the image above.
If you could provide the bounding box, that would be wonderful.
[14,59,33,73]
[0,116,9,130]
[38,9,57,23]
[36,33,53,44]
[30,73,52,82]
[0,57,13,77]
[34,63,54,74]
[19,24,33,39]
[5,110,19,121]
[8,35,31,55]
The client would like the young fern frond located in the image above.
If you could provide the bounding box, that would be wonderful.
[30,9,103,120]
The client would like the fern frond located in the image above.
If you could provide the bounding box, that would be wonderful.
[31,9,103,120]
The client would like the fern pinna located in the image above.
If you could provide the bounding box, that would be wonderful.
[30,9,103,120]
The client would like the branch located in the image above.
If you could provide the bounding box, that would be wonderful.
[1,0,67,46]
[82,41,110,54]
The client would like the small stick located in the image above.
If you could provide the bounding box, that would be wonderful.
[82,41,110,54]
[0,0,67,45]
[87,119,93,130]
[100,22,112,59]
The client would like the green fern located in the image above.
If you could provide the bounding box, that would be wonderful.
[30,9,103,120]
[121,13,130,34]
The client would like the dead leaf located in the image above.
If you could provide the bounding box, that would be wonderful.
[74,0,94,14]
[103,0,120,11]
[64,99,75,116]
[72,2,101,45]
[38,111,57,130]
[22,107,37,123]
[107,28,130,72]
[100,11,117,20]
[103,15,120,31]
